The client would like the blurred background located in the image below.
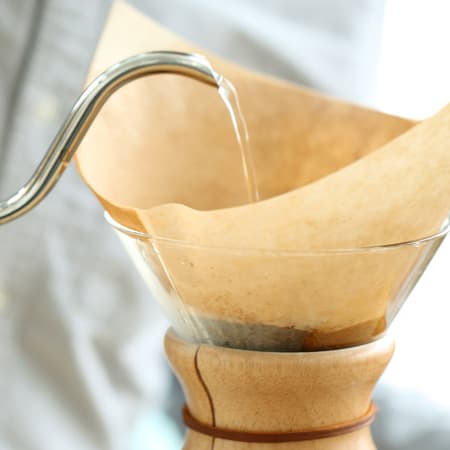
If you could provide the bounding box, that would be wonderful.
[0,1,449,449]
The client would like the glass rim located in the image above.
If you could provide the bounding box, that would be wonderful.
[105,212,450,256]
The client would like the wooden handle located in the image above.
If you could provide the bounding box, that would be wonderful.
[165,331,394,450]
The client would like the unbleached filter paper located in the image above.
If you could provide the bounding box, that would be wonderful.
[75,1,449,349]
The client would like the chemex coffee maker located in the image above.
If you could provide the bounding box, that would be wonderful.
[1,3,449,449]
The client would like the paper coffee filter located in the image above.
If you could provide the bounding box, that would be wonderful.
[144,106,450,250]
[76,1,415,228]
[76,1,450,350]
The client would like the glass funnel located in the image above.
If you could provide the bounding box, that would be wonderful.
[106,213,449,352]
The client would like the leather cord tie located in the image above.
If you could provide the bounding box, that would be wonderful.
[183,401,377,443]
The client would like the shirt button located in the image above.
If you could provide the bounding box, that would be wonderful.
[34,95,60,123]
[0,289,10,313]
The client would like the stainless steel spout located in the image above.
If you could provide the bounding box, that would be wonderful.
[0,51,222,224]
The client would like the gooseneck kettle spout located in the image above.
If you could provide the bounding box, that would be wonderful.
[0,51,221,225]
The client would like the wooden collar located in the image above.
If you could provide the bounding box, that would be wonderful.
[183,402,377,443]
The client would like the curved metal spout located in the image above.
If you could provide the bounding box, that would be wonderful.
[0,51,222,225]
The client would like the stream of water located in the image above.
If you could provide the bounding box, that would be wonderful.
[217,78,260,203]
